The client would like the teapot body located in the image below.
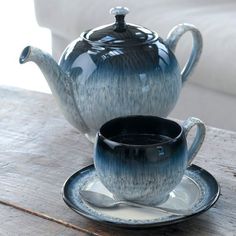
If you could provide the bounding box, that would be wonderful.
[59,36,182,140]
[20,7,202,142]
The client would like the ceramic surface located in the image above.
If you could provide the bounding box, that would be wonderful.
[94,116,205,205]
[20,7,202,142]
[62,164,220,228]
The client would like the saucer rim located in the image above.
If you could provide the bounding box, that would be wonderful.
[62,164,220,228]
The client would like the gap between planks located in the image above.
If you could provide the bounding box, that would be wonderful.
[0,198,101,236]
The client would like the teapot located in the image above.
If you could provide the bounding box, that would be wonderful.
[19,6,202,142]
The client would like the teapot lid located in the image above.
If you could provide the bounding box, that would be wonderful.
[83,7,158,46]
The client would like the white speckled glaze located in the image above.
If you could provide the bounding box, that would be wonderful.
[19,7,202,142]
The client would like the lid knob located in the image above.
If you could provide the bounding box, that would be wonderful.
[110,6,129,32]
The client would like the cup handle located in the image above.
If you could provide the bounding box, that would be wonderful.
[165,24,203,85]
[182,117,206,165]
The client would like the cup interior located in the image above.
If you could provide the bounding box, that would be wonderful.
[99,116,182,146]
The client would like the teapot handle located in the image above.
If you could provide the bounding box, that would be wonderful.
[165,24,203,84]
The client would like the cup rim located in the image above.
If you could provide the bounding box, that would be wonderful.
[98,115,183,148]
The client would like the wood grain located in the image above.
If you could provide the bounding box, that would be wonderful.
[0,86,235,235]
[0,204,89,236]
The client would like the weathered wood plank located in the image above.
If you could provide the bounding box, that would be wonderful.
[0,204,89,236]
[0,86,235,235]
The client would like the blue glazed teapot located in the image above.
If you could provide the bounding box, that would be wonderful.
[20,6,202,142]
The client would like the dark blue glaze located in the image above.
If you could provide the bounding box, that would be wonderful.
[94,116,187,205]
[83,24,157,46]
[59,33,177,75]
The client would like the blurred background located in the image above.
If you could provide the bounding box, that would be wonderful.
[0,0,51,92]
[1,0,236,131]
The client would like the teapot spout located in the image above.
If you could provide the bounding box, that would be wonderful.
[19,46,90,134]
[19,46,70,95]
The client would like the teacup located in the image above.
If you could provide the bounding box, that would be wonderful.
[94,116,205,206]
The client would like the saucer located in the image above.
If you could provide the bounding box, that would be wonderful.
[62,164,220,228]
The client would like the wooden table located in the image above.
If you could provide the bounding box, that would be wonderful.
[0,86,235,236]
